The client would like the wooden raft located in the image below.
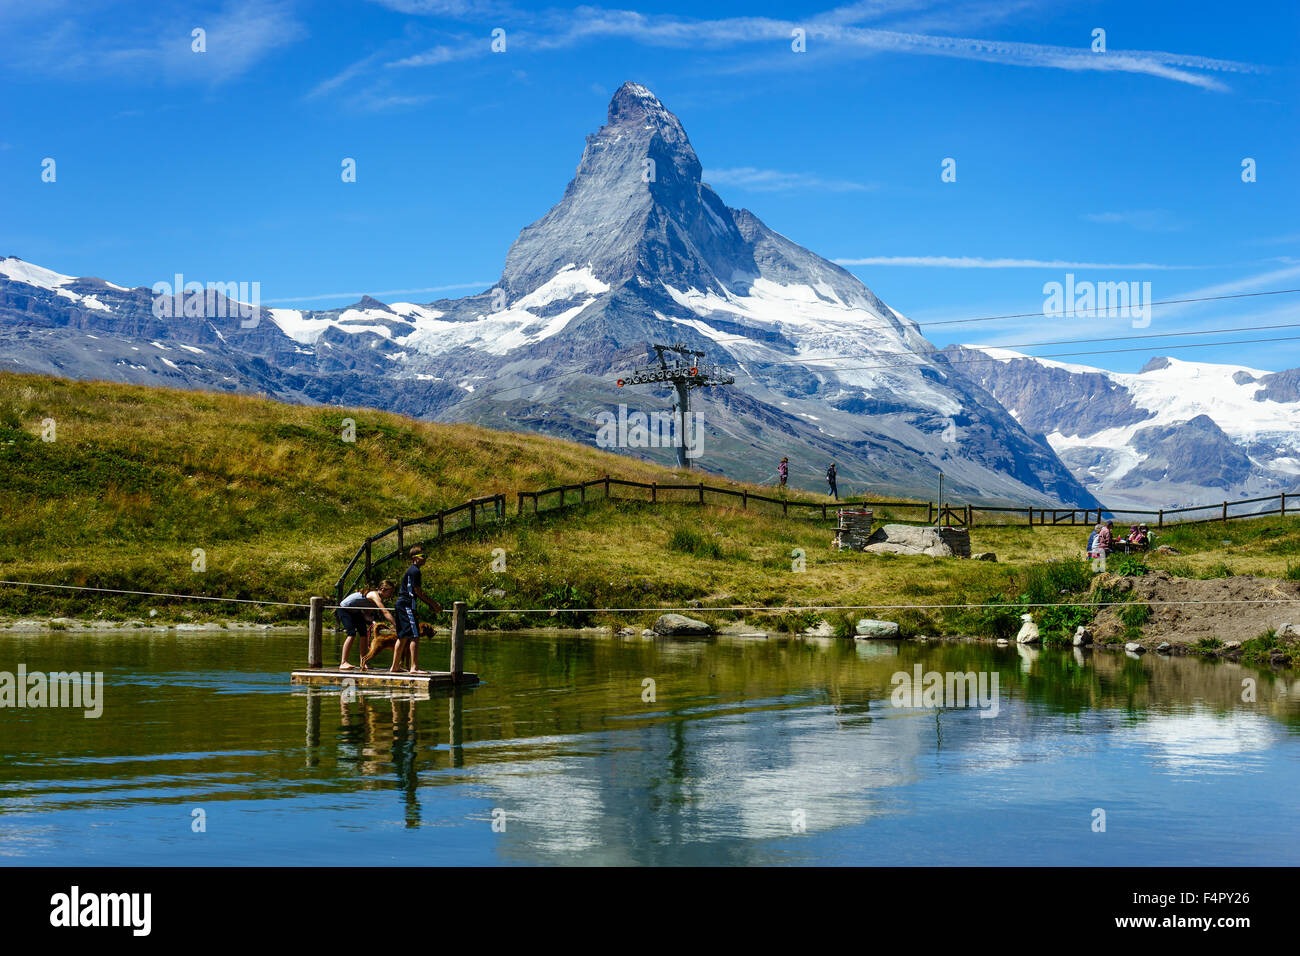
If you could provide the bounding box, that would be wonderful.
[292,598,481,689]
[290,666,478,689]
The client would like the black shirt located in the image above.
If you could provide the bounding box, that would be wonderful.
[398,563,421,605]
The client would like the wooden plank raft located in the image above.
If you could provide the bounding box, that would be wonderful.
[290,667,478,689]
[295,598,480,689]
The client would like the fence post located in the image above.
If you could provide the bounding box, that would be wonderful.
[699,481,705,505]
[1158,509,1164,528]
[437,513,444,537]
[450,601,466,682]
[396,518,404,557]
[308,596,324,668]
[605,474,610,498]
[364,540,372,585]
[821,503,827,519]
[652,482,657,503]
[1027,508,1033,526]
[1223,501,1228,523]
[533,493,539,515]
[470,501,476,531]
[782,497,788,516]
[518,492,524,516]
[1282,494,1287,518]
[927,502,933,524]
[581,483,586,503]
[966,504,971,528]
[742,490,748,509]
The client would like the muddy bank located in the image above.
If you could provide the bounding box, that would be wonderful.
[1089,570,1300,650]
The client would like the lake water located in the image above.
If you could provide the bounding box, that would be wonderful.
[2,628,1299,866]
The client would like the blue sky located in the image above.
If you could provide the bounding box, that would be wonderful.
[2,0,1297,372]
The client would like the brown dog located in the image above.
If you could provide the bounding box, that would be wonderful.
[361,621,436,669]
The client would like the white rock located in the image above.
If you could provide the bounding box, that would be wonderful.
[1015,613,1040,645]
[1125,642,1145,653]
[803,620,835,638]
[1072,625,1093,647]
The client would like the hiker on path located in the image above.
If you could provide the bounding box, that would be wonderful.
[391,546,443,674]
[777,456,789,490]
[826,462,838,500]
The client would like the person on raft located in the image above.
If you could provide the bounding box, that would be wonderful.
[337,580,396,671]
[392,546,443,674]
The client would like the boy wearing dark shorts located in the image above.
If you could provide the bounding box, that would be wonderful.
[392,546,442,673]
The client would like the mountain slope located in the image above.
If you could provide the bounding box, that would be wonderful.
[0,82,1098,507]
[944,346,1300,508]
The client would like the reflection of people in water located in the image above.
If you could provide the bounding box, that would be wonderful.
[332,690,425,826]
[389,695,422,828]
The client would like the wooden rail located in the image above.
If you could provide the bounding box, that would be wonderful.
[335,478,1296,599]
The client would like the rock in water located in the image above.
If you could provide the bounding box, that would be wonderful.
[854,619,901,639]
[1125,642,1146,653]
[1157,642,1172,653]
[1016,613,1041,644]
[1072,626,1092,646]
[653,613,712,636]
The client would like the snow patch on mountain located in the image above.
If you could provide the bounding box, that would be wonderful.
[0,257,75,291]
[956,346,1300,506]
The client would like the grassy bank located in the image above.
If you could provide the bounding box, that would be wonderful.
[3,371,1298,660]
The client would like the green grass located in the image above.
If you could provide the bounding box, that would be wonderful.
[4,370,1298,632]
[1241,631,1300,668]
[668,527,726,560]
[1107,554,1149,577]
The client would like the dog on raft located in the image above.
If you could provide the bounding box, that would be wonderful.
[360,621,436,669]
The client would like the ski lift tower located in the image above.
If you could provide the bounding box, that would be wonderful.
[616,342,734,469]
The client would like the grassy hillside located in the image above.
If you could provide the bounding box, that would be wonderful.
[3,371,1298,645]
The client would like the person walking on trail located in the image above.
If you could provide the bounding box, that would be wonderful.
[826,462,838,500]
[777,456,789,490]
[391,546,443,674]
[337,579,397,671]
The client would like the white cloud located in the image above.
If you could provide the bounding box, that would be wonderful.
[1,0,305,84]
[705,167,875,193]
[834,256,1199,270]
[354,1,1260,93]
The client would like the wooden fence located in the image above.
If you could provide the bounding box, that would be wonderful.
[334,478,1296,600]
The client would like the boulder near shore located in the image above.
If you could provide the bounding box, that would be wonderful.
[653,613,713,636]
